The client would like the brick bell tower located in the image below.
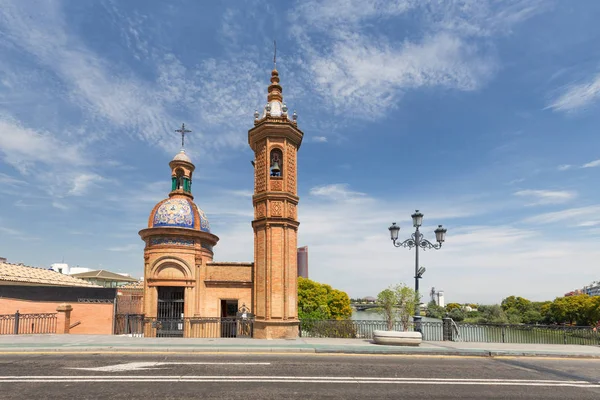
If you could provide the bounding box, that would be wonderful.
[249,66,303,339]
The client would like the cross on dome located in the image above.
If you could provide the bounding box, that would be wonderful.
[175,123,191,149]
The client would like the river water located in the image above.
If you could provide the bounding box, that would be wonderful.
[351,309,440,323]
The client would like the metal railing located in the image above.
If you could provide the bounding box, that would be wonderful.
[299,319,443,340]
[0,311,57,335]
[453,323,600,345]
[299,319,600,345]
[126,316,254,338]
[114,314,144,335]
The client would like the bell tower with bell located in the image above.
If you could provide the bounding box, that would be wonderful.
[248,61,303,339]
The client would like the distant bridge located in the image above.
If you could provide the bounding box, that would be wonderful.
[351,304,378,311]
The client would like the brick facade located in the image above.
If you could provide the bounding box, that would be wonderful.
[139,68,302,339]
[249,68,304,339]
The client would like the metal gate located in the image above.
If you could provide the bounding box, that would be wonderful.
[156,287,184,337]
[220,304,253,338]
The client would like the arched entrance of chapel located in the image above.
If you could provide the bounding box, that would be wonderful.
[146,257,194,337]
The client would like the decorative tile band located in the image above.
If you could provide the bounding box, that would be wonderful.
[150,237,195,246]
[77,298,115,304]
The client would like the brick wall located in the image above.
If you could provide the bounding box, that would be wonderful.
[0,298,114,334]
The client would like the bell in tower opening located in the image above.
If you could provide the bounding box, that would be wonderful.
[270,148,283,177]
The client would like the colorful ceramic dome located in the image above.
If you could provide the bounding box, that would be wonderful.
[149,197,211,232]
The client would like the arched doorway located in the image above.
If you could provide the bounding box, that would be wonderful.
[156,286,185,337]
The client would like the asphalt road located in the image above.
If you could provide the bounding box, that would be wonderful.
[0,353,599,399]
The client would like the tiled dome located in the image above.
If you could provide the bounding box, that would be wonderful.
[150,197,210,232]
[172,149,192,163]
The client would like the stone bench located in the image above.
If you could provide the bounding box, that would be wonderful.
[373,330,422,346]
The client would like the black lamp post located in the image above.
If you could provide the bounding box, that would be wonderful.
[388,210,447,333]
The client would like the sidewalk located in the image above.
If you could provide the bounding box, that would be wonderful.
[0,335,599,358]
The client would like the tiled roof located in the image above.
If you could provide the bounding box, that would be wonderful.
[70,269,139,282]
[0,262,100,287]
[118,281,143,290]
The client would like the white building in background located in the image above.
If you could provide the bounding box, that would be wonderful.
[583,281,600,296]
[436,290,445,308]
[49,263,92,275]
[49,263,70,274]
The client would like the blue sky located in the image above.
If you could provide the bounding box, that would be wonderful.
[1,0,599,304]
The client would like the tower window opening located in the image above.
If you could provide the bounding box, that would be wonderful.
[270,149,283,177]
[175,168,184,190]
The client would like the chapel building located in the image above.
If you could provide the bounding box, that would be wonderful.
[139,67,303,339]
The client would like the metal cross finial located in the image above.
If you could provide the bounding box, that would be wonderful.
[273,40,277,69]
[175,123,191,149]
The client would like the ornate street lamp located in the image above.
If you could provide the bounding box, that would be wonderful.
[388,210,447,333]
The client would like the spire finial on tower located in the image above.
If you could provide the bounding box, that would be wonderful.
[175,123,191,149]
[273,40,277,70]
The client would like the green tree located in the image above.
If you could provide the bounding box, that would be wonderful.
[476,304,508,324]
[425,301,445,319]
[376,284,418,331]
[377,288,397,331]
[327,289,353,320]
[548,294,595,325]
[446,303,462,312]
[505,307,522,324]
[501,296,533,314]
[297,277,352,320]
[588,296,600,326]
[521,309,543,324]
[448,308,465,322]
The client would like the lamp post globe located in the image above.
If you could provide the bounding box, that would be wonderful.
[388,222,400,242]
[435,225,447,244]
[411,210,424,228]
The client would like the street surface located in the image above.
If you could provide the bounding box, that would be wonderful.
[0,353,599,399]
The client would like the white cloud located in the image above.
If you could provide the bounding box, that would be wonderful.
[524,205,600,225]
[67,173,106,196]
[577,221,600,227]
[0,225,38,241]
[312,136,328,143]
[582,159,600,168]
[514,189,577,205]
[309,184,366,201]
[548,72,600,112]
[0,118,86,173]
[289,0,542,119]
[0,172,26,186]
[107,244,140,252]
[557,164,572,171]
[224,190,254,198]
[52,201,69,211]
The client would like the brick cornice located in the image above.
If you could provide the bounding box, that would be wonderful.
[252,191,299,204]
[248,122,304,151]
[138,227,219,246]
[251,219,300,229]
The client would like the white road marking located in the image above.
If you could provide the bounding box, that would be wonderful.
[0,379,597,387]
[68,362,271,372]
[0,376,598,387]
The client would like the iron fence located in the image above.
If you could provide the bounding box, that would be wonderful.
[299,319,443,340]
[453,323,600,345]
[139,316,254,338]
[0,311,57,335]
[299,319,600,345]
[114,314,144,335]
